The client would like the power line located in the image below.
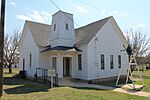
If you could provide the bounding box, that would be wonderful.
[49,0,80,27]
[76,0,105,16]
[49,0,61,11]
[77,0,100,11]
[49,0,105,40]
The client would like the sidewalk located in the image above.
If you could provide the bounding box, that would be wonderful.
[59,78,150,98]
[113,88,150,98]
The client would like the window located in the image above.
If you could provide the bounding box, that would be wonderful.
[54,24,56,31]
[23,59,25,71]
[52,57,57,70]
[78,54,82,70]
[29,54,32,68]
[100,54,105,70]
[118,55,121,68]
[110,55,114,69]
[65,23,69,30]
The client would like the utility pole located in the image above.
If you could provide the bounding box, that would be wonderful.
[0,0,6,97]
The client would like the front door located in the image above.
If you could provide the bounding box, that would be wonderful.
[63,57,71,76]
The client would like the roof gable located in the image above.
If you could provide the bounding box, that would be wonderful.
[109,17,128,47]
[75,16,127,47]
[19,15,127,49]
[26,21,51,47]
[75,16,111,46]
[19,21,51,51]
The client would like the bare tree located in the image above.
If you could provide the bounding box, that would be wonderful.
[3,30,20,73]
[126,28,150,57]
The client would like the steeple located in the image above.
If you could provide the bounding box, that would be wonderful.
[50,11,75,47]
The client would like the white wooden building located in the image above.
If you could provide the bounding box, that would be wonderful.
[19,11,128,80]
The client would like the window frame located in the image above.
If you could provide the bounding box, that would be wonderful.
[65,23,69,30]
[78,54,82,70]
[118,55,121,68]
[52,57,57,70]
[100,54,105,70]
[54,24,56,31]
[23,59,25,71]
[29,54,32,68]
[110,55,114,69]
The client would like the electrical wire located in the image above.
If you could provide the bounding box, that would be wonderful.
[49,0,104,32]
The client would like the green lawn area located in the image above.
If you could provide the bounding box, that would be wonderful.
[0,68,149,100]
[133,70,150,92]
[98,70,150,93]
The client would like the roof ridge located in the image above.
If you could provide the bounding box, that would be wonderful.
[25,20,51,47]
[52,10,73,16]
[75,16,112,30]
[26,20,51,26]
[75,16,113,46]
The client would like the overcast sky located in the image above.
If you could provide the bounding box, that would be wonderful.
[5,0,150,37]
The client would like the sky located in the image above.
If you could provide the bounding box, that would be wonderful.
[5,0,150,37]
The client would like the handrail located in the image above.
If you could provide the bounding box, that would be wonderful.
[35,67,58,87]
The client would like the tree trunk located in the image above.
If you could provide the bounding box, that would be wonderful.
[8,66,12,74]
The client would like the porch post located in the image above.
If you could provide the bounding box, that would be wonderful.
[57,53,63,78]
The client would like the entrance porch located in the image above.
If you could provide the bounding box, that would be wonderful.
[49,52,75,78]
[41,46,80,78]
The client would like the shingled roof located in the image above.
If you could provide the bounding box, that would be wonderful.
[26,21,51,47]
[75,16,111,46]
[23,16,112,47]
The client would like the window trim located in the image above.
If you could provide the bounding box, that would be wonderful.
[52,57,57,70]
[29,54,32,68]
[65,23,69,30]
[54,24,56,31]
[118,55,121,68]
[100,54,105,70]
[78,54,82,70]
[23,59,25,71]
[110,55,114,69]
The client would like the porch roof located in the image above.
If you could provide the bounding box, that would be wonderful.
[41,46,81,52]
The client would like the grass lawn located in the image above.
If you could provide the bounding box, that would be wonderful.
[0,68,149,100]
[97,70,150,93]
[133,70,150,92]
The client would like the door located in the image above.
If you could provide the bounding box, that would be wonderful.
[63,57,71,76]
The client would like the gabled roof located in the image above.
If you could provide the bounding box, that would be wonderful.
[75,16,111,46]
[20,15,127,48]
[26,21,51,47]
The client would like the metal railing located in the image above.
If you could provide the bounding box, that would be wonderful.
[35,68,58,87]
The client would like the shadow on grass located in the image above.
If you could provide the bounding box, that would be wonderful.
[3,75,51,94]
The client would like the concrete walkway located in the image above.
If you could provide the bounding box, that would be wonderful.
[58,78,150,98]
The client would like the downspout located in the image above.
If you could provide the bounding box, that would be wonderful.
[94,36,99,78]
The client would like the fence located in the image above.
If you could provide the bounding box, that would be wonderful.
[35,68,58,87]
